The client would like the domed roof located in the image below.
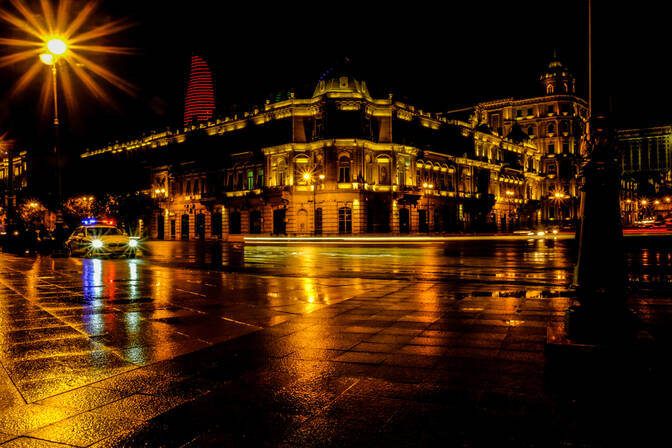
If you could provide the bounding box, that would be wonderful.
[312,76,372,99]
[540,52,572,80]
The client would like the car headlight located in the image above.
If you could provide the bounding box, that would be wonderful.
[128,239,138,248]
[91,239,104,248]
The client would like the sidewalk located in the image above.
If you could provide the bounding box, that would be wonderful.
[1,254,671,447]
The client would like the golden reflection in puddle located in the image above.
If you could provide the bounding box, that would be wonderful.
[460,307,484,312]
[151,266,173,306]
[128,260,139,301]
[505,319,525,326]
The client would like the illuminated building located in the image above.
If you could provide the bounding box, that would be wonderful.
[0,149,28,220]
[617,125,672,195]
[184,55,215,127]
[83,74,545,239]
[473,54,589,226]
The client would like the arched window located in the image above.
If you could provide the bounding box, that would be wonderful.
[548,123,555,134]
[560,121,569,134]
[338,156,351,183]
[547,84,554,94]
[377,155,391,184]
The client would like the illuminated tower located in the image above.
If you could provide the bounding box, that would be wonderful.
[184,55,215,127]
[540,51,576,96]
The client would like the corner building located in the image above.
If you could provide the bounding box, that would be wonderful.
[474,56,588,226]
[83,75,544,239]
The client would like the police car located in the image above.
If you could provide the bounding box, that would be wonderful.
[65,219,139,258]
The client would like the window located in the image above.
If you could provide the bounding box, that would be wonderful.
[377,156,391,184]
[527,108,533,116]
[516,109,522,118]
[338,156,350,183]
[186,180,191,195]
[560,121,569,134]
[527,126,534,137]
[247,171,254,190]
[547,85,554,94]
[548,123,555,134]
[257,169,264,188]
[338,207,352,233]
[562,143,569,153]
[547,105,554,114]
[193,179,199,195]
[548,144,555,154]
[276,160,286,186]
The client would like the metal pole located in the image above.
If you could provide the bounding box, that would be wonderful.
[52,62,61,206]
[588,0,592,119]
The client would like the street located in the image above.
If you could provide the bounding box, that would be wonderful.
[0,238,671,446]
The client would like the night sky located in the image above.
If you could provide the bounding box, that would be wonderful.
[0,0,668,159]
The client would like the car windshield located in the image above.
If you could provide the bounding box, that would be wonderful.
[87,226,123,236]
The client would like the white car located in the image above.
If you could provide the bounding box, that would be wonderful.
[66,221,139,258]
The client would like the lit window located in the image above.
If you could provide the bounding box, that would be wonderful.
[338,207,352,233]
[338,156,350,183]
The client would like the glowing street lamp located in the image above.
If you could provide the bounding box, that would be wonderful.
[39,36,68,232]
[302,171,323,235]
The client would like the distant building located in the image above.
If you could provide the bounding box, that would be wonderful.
[83,74,546,239]
[0,148,28,217]
[617,125,672,194]
[473,54,589,226]
[184,55,215,127]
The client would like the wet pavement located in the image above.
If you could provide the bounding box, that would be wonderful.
[1,238,672,447]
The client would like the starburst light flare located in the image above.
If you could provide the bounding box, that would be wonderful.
[0,0,136,112]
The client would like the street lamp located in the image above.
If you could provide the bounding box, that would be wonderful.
[505,190,514,232]
[302,172,325,235]
[40,37,67,213]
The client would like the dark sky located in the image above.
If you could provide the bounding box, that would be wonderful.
[0,0,668,157]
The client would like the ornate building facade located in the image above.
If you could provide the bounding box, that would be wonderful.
[473,55,589,227]
[617,125,672,194]
[0,148,28,221]
[82,75,546,239]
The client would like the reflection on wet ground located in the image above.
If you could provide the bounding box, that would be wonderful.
[146,239,577,285]
[0,237,671,446]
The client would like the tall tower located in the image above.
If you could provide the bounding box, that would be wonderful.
[540,52,576,96]
[184,55,215,127]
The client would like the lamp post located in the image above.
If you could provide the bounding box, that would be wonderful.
[40,38,67,240]
[303,172,324,236]
[422,182,434,233]
[505,189,514,232]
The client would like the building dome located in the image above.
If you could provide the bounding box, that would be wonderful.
[312,76,372,99]
[540,52,575,95]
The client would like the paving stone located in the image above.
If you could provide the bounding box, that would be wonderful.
[36,387,131,413]
[0,405,78,437]
[26,412,141,447]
